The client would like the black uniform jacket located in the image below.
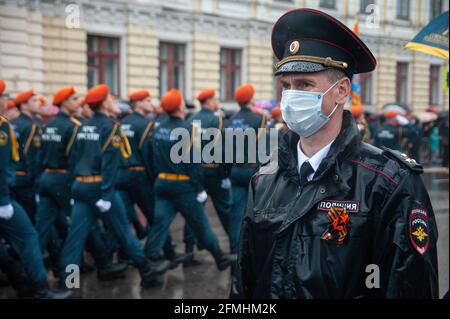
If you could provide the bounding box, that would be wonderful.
[231,111,438,299]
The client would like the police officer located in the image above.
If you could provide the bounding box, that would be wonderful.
[58,84,170,289]
[232,8,438,298]
[145,88,236,271]
[11,90,43,221]
[0,111,72,298]
[183,88,233,265]
[225,84,267,254]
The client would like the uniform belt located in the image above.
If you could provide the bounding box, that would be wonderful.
[75,175,102,183]
[236,163,259,168]
[202,163,219,169]
[127,166,145,171]
[15,170,28,176]
[158,173,190,181]
[45,168,69,173]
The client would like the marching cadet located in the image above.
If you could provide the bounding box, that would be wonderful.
[35,87,126,281]
[375,109,401,151]
[225,84,267,254]
[11,90,43,221]
[145,88,236,271]
[0,109,72,298]
[232,8,438,298]
[183,88,233,265]
[57,84,170,289]
[116,89,154,240]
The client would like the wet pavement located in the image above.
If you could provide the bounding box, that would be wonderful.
[1,169,448,299]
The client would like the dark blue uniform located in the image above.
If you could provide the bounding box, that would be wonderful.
[11,113,42,220]
[58,112,147,280]
[375,123,401,151]
[225,107,267,253]
[183,108,232,250]
[0,114,48,289]
[145,114,222,259]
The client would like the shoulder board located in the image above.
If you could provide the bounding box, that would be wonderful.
[382,147,423,173]
[70,117,82,127]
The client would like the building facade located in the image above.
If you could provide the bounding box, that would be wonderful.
[0,0,448,112]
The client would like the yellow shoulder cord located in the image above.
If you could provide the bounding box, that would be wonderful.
[256,114,267,141]
[65,117,81,156]
[1,117,20,162]
[119,127,132,159]
[138,121,154,151]
[23,123,37,156]
[212,112,223,146]
[101,123,120,153]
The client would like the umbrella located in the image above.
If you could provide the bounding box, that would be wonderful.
[426,106,443,113]
[412,111,438,123]
[405,11,449,60]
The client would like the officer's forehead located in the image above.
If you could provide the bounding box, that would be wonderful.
[278,72,328,83]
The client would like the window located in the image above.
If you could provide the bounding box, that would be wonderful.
[430,0,443,20]
[360,0,375,13]
[396,62,409,104]
[87,35,120,96]
[159,42,186,97]
[220,48,242,101]
[361,73,373,105]
[396,0,410,20]
[319,0,336,9]
[429,65,441,105]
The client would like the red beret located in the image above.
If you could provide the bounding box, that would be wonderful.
[7,100,16,110]
[350,105,364,117]
[161,89,182,114]
[197,88,215,102]
[271,107,281,117]
[129,89,150,102]
[384,111,398,119]
[85,84,109,107]
[15,89,35,105]
[53,87,75,107]
[0,80,5,95]
[235,84,255,104]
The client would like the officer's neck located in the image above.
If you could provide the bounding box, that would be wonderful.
[21,109,33,119]
[133,108,146,117]
[299,114,342,158]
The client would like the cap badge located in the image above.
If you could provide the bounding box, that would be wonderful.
[289,41,300,55]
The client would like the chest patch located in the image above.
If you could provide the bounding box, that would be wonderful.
[317,200,360,213]
[409,208,430,255]
[321,207,350,246]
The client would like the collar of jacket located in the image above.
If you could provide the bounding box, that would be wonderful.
[278,110,360,189]
[57,110,70,118]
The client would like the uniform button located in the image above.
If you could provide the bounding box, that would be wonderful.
[333,174,339,182]
[319,186,326,194]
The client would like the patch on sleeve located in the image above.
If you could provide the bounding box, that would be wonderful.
[409,207,429,255]
[0,130,8,146]
[33,136,41,149]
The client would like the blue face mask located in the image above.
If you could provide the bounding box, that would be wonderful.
[280,80,340,137]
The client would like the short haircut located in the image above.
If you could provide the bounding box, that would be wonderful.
[324,68,347,84]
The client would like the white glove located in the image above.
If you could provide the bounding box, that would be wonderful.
[396,114,409,126]
[196,191,207,203]
[0,204,14,220]
[70,198,74,206]
[220,178,231,189]
[95,199,111,213]
[35,194,40,203]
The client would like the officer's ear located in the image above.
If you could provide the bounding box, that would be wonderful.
[335,77,351,105]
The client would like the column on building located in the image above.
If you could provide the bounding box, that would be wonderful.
[126,25,159,98]
[0,4,44,95]
[42,15,87,98]
[247,39,274,101]
[411,54,431,112]
[375,53,397,112]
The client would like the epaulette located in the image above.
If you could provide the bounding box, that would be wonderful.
[382,147,423,174]
[70,117,82,127]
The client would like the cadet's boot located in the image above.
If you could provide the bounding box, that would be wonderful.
[212,249,237,271]
[138,258,170,289]
[163,242,192,269]
[1,256,33,298]
[183,244,203,268]
[97,262,128,282]
[31,282,75,299]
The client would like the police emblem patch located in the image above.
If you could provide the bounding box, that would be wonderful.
[112,135,121,149]
[0,130,8,146]
[409,208,429,255]
[321,207,350,246]
[33,136,41,148]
